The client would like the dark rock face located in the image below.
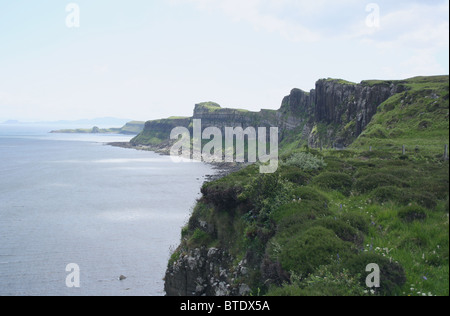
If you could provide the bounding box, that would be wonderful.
[164,247,250,296]
[280,88,313,119]
[192,103,277,132]
[276,80,403,147]
[314,80,402,135]
[134,79,403,149]
[144,118,191,135]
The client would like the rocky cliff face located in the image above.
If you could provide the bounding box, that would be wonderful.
[192,102,279,132]
[313,79,404,138]
[164,247,252,296]
[276,79,405,147]
[133,78,404,150]
[131,117,190,146]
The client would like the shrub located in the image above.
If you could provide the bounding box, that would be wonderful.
[239,174,297,217]
[267,265,367,296]
[271,200,331,224]
[278,165,313,185]
[311,172,353,196]
[187,228,213,248]
[418,173,449,200]
[270,186,331,223]
[315,218,363,246]
[292,186,330,205]
[344,253,406,296]
[401,190,437,210]
[279,226,351,276]
[299,265,367,296]
[341,213,370,235]
[398,206,428,223]
[201,182,242,210]
[283,152,327,171]
[370,186,404,204]
[355,173,408,193]
[370,186,438,210]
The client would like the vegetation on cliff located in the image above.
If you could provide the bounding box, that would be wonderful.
[165,75,449,296]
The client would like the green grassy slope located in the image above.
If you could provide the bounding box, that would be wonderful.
[352,75,449,156]
[170,75,449,296]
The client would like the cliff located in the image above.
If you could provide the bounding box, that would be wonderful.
[131,117,190,147]
[163,75,449,297]
[132,77,406,150]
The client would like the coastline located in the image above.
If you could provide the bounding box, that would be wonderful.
[107,141,247,182]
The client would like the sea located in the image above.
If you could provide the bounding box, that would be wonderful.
[0,125,215,296]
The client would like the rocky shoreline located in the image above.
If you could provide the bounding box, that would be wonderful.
[107,141,246,182]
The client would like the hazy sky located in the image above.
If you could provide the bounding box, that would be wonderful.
[0,0,448,122]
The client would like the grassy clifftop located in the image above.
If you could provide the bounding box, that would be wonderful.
[353,75,449,156]
[166,75,449,296]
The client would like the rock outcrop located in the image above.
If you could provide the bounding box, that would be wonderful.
[164,247,251,296]
[132,78,404,149]
[313,79,404,141]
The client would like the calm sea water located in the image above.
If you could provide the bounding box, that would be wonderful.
[0,125,215,296]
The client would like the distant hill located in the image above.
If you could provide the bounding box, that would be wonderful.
[1,120,21,125]
[50,121,145,135]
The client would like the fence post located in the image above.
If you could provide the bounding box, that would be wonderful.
[402,145,406,155]
[369,146,372,152]
[445,144,449,160]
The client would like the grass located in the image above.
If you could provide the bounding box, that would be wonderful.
[308,153,450,296]
[324,78,358,85]
[165,75,449,296]
[195,101,252,114]
[351,75,449,157]
[174,148,449,296]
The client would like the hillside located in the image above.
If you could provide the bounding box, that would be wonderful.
[160,75,449,296]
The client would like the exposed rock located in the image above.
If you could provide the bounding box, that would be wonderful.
[164,247,249,296]
[133,78,405,151]
[239,284,251,296]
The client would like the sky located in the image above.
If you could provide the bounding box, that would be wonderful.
[0,0,449,122]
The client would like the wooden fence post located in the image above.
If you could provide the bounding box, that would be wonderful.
[402,145,406,155]
[445,144,449,160]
